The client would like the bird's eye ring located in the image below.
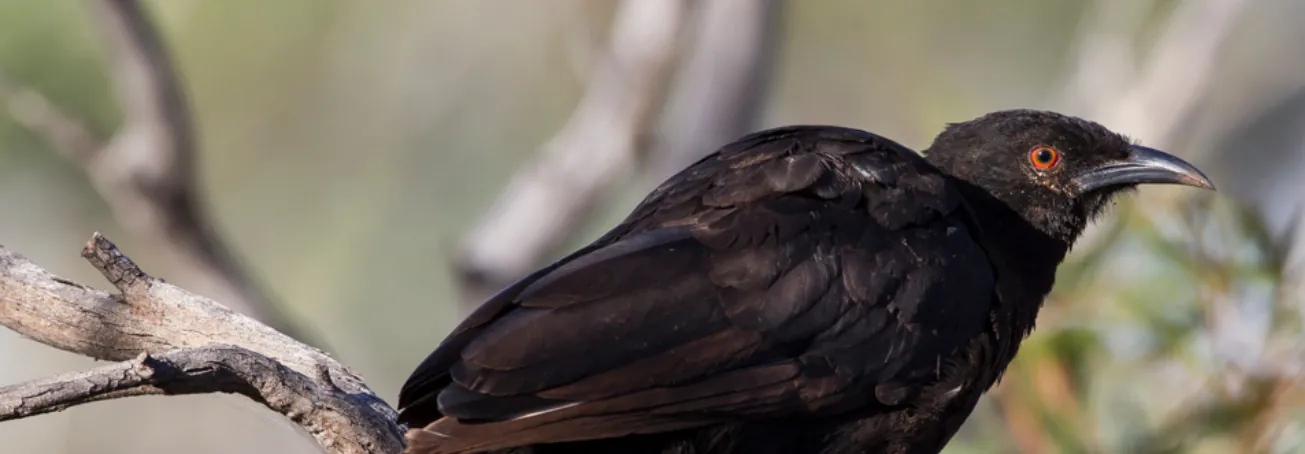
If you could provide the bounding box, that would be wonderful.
[1029,146,1060,170]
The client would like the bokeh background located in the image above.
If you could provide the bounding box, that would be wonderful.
[1,0,1304,453]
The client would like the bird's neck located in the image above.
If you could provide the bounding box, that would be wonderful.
[952,181,1073,340]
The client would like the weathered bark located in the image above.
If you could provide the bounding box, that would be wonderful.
[0,234,405,454]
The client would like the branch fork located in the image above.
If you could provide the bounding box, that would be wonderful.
[0,234,406,454]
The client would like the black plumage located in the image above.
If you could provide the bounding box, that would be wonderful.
[397,109,1214,454]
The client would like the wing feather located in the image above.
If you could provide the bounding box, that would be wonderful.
[397,125,999,454]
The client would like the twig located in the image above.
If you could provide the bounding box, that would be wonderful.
[1,346,319,422]
[0,233,404,454]
[0,0,315,344]
[453,0,692,305]
[0,72,101,159]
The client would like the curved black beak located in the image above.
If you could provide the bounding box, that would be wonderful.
[1071,145,1216,194]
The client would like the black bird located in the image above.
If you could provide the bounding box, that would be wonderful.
[397,109,1214,454]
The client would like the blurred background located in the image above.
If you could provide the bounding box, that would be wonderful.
[1,0,1303,453]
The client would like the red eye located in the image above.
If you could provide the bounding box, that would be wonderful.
[1029,146,1060,169]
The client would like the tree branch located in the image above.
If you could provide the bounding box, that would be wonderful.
[647,0,784,181]
[1,347,304,422]
[1059,0,1251,148]
[0,72,101,160]
[453,0,692,305]
[1052,0,1249,252]
[0,0,316,344]
[0,233,404,453]
[454,0,784,308]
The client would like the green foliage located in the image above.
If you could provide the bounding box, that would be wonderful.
[945,193,1303,454]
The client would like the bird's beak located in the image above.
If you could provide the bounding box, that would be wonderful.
[1071,145,1216,194]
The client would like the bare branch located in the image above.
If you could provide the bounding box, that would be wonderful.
[0,234,404,453]
[1060,0,1251,148]
[1056,0,1250,251]
[0,0,316,343]
[1,347,320,424]
[454,0,784,308]
[648,0,785,181]
[0,71,101,160]
[87,0,316,342]
[453,0,692,303]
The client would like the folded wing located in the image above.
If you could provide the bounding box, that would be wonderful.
[398,126,998,454]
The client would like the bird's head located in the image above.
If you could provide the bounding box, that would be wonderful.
[923,109,1214,243]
